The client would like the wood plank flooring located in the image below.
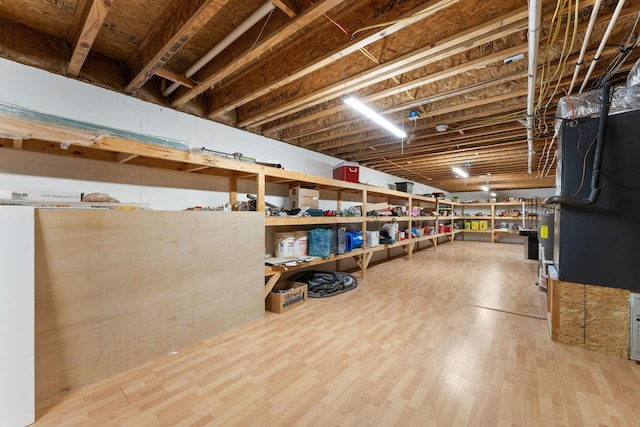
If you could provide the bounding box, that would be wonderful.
[33,242,640,426]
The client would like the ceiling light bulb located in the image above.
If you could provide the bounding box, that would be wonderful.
[490,192,497,197]
[480,185,490,192]
[452,167,468,178]
[344,97,407,138]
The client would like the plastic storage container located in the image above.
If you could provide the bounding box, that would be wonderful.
[395,182,414,193]
[333,162,360,183]
[308,229,332,257]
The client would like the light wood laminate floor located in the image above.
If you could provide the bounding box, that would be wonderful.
[34,242,640,426]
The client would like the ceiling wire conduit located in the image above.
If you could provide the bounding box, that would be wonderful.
[526,0,542,174]
[568,0,602,94]
[579,0,626,93]
[162,1,276,97]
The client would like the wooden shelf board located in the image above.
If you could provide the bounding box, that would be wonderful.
[264,249,366,276]
[266,216,363,226]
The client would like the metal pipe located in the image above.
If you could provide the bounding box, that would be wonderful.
[162,1,276,97]
[579,0,626,93]
[526,0,542,174]
[568,0,602,94]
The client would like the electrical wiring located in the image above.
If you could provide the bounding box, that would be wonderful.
[592,11,640,89]
[537,0,567,109]
[562,88,575,122]
[538,0,580,112]
[536,137,550,177]
[570,135,597,197]
[540,0,580,111]
[308,1,417,106]
[382,157,432,182]
[534,87,573,178]
[538,0,570,105]
[544,150,557,177]
[248,7,275,52]
[455,110,527,129]
[539,133,557,178]
[349,0,460,40]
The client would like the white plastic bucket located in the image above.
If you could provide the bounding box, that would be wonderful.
[275,232,295,258]
[293,231,308,256]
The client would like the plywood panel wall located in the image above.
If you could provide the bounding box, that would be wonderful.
[554,280,629,358]
[34,210,265,403]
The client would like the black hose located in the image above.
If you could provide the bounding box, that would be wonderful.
[544,81,612,206]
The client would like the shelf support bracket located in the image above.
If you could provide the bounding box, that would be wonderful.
[264,272,282,298]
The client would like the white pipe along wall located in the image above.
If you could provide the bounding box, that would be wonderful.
[162,1,276,97]
[526,0,542,174]
[568,0,602,94]
[579,0,626,93]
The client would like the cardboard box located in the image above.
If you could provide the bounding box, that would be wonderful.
[289,186,319,209]
[265,283,308,314]
[333,162,359,183]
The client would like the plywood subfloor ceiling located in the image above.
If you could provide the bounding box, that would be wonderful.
[0,0,639,192]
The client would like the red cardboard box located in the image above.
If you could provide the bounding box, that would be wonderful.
[333,162,360,183]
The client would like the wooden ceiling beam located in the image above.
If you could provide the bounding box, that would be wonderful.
[284,63,529,142]
[272,0,298,19]
[236,7,529,128]
[367,142,532,169]
[204,0,463,118]
[339,130,527,162]
[329,124,526,157]
[304,92,528,152]
[273,44,529,138]
[171,0,345,107]
[125,0,232,94]
[67,0,113,77]
[155,67,196,89]
[258,2,633,139]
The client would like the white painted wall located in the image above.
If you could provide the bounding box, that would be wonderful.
[0,206,35,427]
[451,187,555,203]
[0,58,443,210]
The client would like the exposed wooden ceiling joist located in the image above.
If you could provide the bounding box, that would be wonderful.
[125,0,233,94]
[1,0,639,192]
[67,0,113,76]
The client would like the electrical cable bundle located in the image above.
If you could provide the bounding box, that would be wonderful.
[292,271,358,298]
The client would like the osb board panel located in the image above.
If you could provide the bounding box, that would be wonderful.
[557,281,585,347]
[556,280,630,358]
[585,285,630,358]
[34,210,265,403]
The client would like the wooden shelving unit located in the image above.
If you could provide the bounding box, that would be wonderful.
[0,131,531,295]
[263,186,449,293]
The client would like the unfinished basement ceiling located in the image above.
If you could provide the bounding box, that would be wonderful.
[0,0,638,192]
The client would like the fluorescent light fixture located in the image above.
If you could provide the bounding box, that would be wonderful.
[480,185,490,192]
[344,97,407,138]
[452,167,468,178]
